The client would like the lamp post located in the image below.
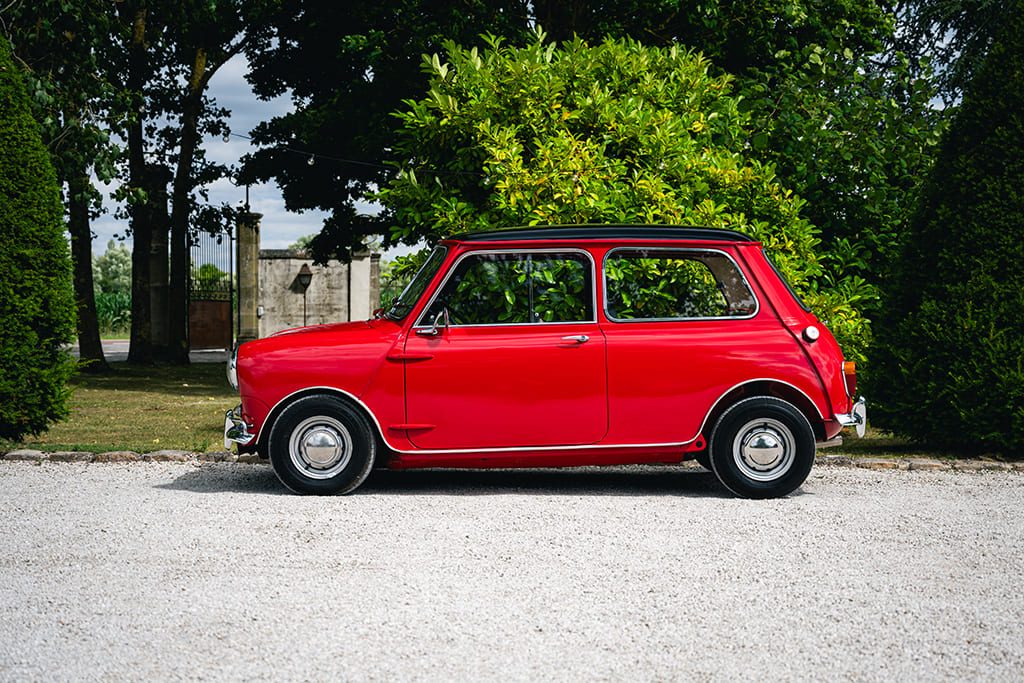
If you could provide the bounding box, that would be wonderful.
[296,263,313,326]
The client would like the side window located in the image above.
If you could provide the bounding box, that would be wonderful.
[604,249,756,320]
[421,252,594,326]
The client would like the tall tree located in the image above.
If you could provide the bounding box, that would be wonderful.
[0,37,77,439]
[161,0,268,363]
[107,0,266,364]
[377,34,869,359]
[871,0,1024,452]
[892,0,1013,106]
[245,0,941,287]
[110,1,159,364]
[3,0,123,372]
[242,0,529,261]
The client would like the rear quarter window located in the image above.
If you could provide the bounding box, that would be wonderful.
[604,248,757,320]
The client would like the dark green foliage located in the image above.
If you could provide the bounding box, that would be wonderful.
[871,0,1024,453]
[243,0,527,257]
[94,291,132,335]
[892,0,1013,106]
[377,36,870,359]
[0,39,77,440]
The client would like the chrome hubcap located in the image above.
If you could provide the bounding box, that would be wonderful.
[289,416,353,479]
[733,418,794,482]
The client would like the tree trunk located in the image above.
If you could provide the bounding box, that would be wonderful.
[146,164,173,361]
[126,6,153,364]
[166,48,208,365]
[67,171,109,373]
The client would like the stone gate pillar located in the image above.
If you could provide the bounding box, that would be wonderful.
[236,211,262,344]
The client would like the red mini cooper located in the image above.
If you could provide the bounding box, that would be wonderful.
[225,226,865,498]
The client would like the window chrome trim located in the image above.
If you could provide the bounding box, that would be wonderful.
[254,378,824,456]
[601,246,760,323]
[412,247,599,329]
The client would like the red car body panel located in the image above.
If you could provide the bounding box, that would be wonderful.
[233,230,855,468]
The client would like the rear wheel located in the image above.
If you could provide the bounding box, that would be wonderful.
[267,395,376,495]
[709,396,815,499]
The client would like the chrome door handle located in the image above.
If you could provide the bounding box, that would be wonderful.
[561,335,589,344]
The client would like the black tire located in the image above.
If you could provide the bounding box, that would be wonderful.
[267,394,376,495]
[708,396,815,499]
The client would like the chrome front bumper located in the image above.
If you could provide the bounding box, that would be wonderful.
[836,396,867,438]
[224,404,256,449]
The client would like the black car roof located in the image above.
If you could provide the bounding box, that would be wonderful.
[451,225,756,243]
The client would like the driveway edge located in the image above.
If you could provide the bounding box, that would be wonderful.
[0,449,1021,471]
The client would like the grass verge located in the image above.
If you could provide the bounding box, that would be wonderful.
[2,362,237,453]
[1,364,990,459]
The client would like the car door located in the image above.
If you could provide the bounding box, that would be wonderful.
[601,246,772,444]
[403,249,608,450]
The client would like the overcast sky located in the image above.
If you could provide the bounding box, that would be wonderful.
[89,54,403,257]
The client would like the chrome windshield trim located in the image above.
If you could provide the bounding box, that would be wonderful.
[412,247,599,328]
[385,246,448,321]
[601,246,760,323]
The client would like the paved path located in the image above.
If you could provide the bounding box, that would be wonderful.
[1,463,1022,681]
[69,340,228,364]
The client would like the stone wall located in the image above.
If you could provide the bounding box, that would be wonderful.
[257,250,380,337]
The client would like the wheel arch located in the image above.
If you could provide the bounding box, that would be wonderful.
[703,380,826,442]
[256,387,390,457]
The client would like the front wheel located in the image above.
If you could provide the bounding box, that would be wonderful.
[709,397,815,499]
[267,395,376,495]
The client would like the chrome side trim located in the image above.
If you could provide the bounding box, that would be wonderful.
[602,247,760,323]
[255,377,825,456]
[817,436,843,449]
[412,248,599,328]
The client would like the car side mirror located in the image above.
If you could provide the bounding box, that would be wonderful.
[416,307,450,336]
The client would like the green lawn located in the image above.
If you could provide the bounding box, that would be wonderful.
[0,363,976,458]
[3,363,237,453]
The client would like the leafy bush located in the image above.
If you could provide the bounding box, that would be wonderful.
[871,2,1024,453]
[377,34,870,360]
[0,38,77,440]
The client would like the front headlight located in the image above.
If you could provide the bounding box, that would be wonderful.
[227,345,238,391]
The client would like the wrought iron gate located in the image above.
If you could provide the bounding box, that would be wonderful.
[188,227,234,350]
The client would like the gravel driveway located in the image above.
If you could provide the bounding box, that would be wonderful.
[1,462,1022,681]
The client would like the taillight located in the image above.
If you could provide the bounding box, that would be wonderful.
[843,361,857,397]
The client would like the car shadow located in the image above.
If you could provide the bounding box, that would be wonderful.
[156,463,733,498]
[155,464,287,496]
[368,467,734,497]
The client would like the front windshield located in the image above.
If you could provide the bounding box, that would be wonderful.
[385,246,448,320]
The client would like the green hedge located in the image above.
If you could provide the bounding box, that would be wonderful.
[870,2,1024,453]
[0,38,77,441]
[377,35,871,361]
